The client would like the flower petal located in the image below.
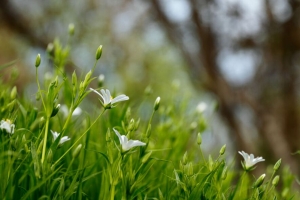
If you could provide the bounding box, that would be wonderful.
[111,95,129,104]
[90,88,105,102]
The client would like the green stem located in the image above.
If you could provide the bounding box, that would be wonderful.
[110,183,115,200]
[91,60,98,74]
[41,118,50,164]
[62,103,74,133]
[238,171,247,198]
[263,171,276,198]
[199,146,207,168]
[36,68,46,111]
[53,109,105,167]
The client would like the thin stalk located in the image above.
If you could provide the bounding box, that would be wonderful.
[199,146,207,167]
[41,118,50,164]
[36,68,46,111]
[62,103,74,133]
[91,60,98,74]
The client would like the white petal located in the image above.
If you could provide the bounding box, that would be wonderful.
[127,140,146,148]
[111,95,129,104]
[113,128,123,144]
[90,88,105,102]
[51,130,59,140]
[73,107,82,116]
[101,89,111,104]
[60,136,71,144]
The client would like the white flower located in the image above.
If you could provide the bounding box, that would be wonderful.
[239,151,265,171]
[0,119,15,135]
[196,102,207,113]
[60,105,82,118]
[113,128,146,152]
[51,130,71,145]
[90,88,129,109]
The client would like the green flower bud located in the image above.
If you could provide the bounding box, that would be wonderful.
[128,119,135,131]
[208,155,213,171]
[253,174,266,188]
[219,144,226,155]
[282,188,289,198]
[154,97,161,111]
[10,86,17,100]
[51,104,60,117]
[272,175,280,187]
[96,45,103,60]
[273,159,281,171]
[35,54,41,68]
[182,152,188,165]
[221,166,228,180]
[39,117,45,128]
[68,23,75,36]
[83,70,92,87]
[187,162,193,176]
[134,118,140,131]
[72,144,83,159]
[197,133,202,145]
[72,71,77,88]
[141,151,152,163]
[144,86,153,96]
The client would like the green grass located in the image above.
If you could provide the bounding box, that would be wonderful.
[0,29,299,200]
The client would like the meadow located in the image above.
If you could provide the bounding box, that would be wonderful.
[0,28,299,200]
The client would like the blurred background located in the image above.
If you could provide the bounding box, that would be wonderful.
[1,0,300,174]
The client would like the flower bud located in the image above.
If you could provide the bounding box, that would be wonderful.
[272,175,280,186]
[96,45,103,60]
[68,23,75,36]
[72,144,83,159]
[35,54,41,68]
[83,70,92,87]
[253,174,266,188]
[197,133,202,145]
[273,159,281,171]
[51,104,61,117]
[219,144,226,155]
[128,119,135,131]
[154,97,161,111]
[141,151,152,163]
[187,162,193,176]
[144,86,153,96]
[208,155,213,171]
[39,117,45,127]
[98,74,105,87]
[10,86,17,100]
[182,152,188,165]
[134,118,140,131]
[221,166,228,180]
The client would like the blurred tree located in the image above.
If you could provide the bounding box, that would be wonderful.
[149,0,300,174]
[1,0,300,174]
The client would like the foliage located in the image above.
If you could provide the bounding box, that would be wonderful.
[0,30,299,200]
